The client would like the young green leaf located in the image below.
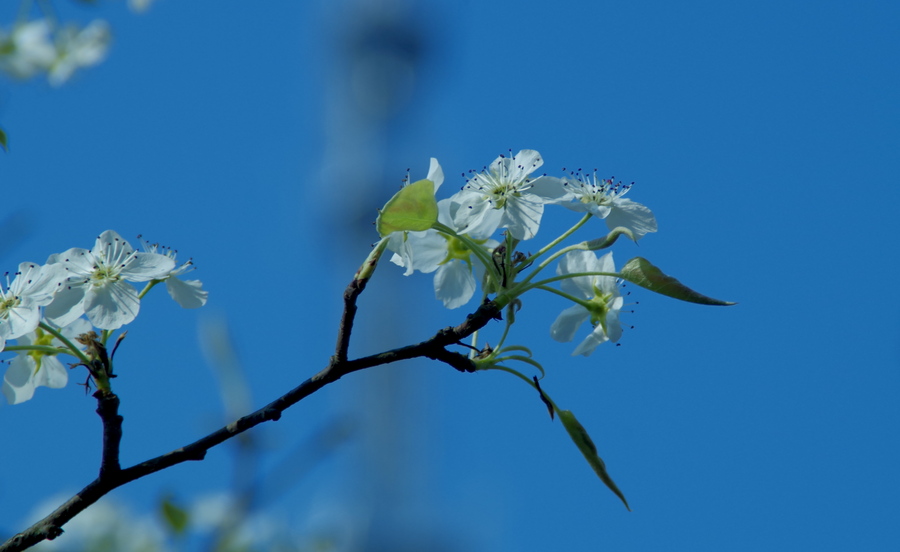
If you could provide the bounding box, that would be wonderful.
[159,496,190,535]
[619,257,735,306]
[558,409,631,511]
[375,179,439,236]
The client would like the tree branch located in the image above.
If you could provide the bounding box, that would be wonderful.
[0,283,501,552]
[95,391,123,479]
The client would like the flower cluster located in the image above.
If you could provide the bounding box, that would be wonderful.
[381,149,657,356]
[1,230,207,404]
[0,18,110,86]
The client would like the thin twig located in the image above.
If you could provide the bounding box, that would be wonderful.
[0,290,500,552]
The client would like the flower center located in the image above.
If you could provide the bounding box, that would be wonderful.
[83,239,138,287]
[464,154,537,210]
[0,274,20,318]
[0,294,19,317]
[587,288,614,329]
[565,171,632,206]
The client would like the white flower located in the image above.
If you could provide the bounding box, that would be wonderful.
[451,149,566,240]
[44,230,176,330]
[48,20,110,86]
[390,199,498,309]
[0,261,67,340]
[2,318,91,404]
[550,251,624,356]
[556,171,657,239]
[139,238,209,309]
[0,20,56,80]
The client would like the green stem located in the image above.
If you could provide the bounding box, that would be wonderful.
[532,285,590,309]
[521,213,592,270]
[39,321,90,365]
[491,308,515,352]
[488,365,560,412]
[493,355,546,378]
[3,345,69,356]
[510,271,621,304]
[137,280,161,300]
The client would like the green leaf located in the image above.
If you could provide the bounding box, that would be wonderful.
[0,127,8,153]
[375,179,438,236]
[159,495,190,535]
[558,409,631,511]
[619,257,736,306]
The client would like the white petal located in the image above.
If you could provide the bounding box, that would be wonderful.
[94,230,133,256]
[33,357,68,389]
[607,199,658,239]
[12,262,65,305]
[387,232,416,276]
[123,252,177,281]
[53,247,94,276]
[84,281,140,330]
[427,158,444,192]
[166,278,208,309]
[500,196,544,240]
[3,356,37,404]
[558,251,599,298]
[58,318,93,344]
[561,201,612,219]
[507,149,543,180]
[434,262,476,309]
[572,326,609,357]
[604,297,624,343]
[451,190,502,239]
[527,176,567,202]
[1,300,41,339]
[405,231,448,274]
[550,304,590,343]
[593,252,618,296]
[43,282,87,327]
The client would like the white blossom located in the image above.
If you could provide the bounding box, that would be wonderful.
[0,261,66,340]
[45,230,175,330]
[48,20,111,86]
[451,149,566,240]
[2,318,91,404]
[555,171,658,239]
[0,20,56,80]
[139,238,209,309]
[390,199,498,308]
[550,251,624,356]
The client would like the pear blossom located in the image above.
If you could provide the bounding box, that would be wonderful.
[0,20,56,80]
[48,20,111,86]
[139,238,209,309]
[390,198,498,308]
[556,170,658,239]
[550,251,624,356]
[451,149,566,240]
[0,261,67,340]
[2,318,91,404]
[44,230,176,330]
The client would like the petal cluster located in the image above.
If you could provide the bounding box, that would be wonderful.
[1,229,209,405]
[451,150,566,240]
[550,251,624,356]
[45,230,175,329]
[555,171,658,239]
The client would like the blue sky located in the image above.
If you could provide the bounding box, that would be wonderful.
[2,0,899,550]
